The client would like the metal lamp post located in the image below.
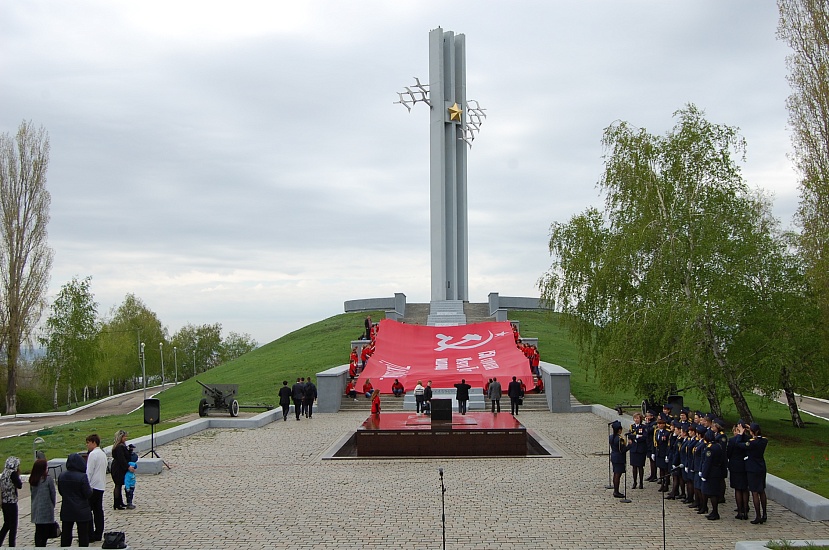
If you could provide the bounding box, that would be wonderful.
[140,342,146,400]
[173,346,178,385]
[159,342,165,386]
[193,347,196,376]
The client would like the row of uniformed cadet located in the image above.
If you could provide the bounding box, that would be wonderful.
[611,406,768,523]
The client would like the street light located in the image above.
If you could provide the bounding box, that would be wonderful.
[193,347,197,376]
[140,342,146,400]
[159,342,165,386]
[173,346,178,385]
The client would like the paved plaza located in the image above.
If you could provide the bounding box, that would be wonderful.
[10,410,829,549]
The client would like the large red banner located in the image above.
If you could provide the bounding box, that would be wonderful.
[357,319,533,393]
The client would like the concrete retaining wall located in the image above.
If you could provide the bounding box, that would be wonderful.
[539,362,571,413]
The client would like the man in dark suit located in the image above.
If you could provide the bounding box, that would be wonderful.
[508,376,523,415]
[454,379,472,414]
[488,377,502,413]
[291,378,305,421]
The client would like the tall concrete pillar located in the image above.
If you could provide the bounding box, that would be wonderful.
[429,27,468,302]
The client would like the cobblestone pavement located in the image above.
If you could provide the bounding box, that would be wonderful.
[11,411,829,549]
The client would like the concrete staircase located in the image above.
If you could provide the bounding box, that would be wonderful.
[400,303,430,325]
[338,391,552,412]
[426,300,467,326]
[463,302,493,323]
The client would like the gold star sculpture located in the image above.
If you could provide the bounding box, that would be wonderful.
[447,102,463,122]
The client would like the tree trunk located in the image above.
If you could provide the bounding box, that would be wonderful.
[703,320,753,422]
[703,383,723,419]
[5,332,20,415]
[724,371,753,423]
[781,364,806,428]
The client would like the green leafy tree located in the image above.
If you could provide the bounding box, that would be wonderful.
[38,276,99,407]
[0,121,53,415]
[97,294,166,391]
[778,0,829,348]
[171,323,222,379]
[539,105,782,423]
[219,331,258,364]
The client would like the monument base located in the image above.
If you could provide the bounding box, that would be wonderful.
[355,412,527,457]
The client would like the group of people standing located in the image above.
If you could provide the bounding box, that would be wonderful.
[609,406,769,524]
[278,377,318,421]
[1,430,137,547]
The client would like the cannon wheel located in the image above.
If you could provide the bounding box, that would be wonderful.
[229,399,239,417]
[198,398,209,417]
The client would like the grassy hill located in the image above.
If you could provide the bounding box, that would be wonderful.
[4,308,828,498]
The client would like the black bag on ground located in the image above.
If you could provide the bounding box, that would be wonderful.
[102,531,127,549]
[47,522,61,539]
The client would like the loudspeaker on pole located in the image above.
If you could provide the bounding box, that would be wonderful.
[144,398,160,425]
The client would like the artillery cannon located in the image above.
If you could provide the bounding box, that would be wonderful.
[197,380,239,417]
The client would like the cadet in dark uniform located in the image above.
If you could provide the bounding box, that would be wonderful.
[666,420,684,500]
[653,416,671,492]
[699,431,724,520]
[644,410,658,482]
[728,420,750,520]
[628,412,648,489]
[691,424,708,512]
[679,423,695,503]
[745,422,768,524]
[609,420,629,498]
[711,418,729,504]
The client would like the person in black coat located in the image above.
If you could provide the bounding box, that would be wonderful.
[291,378,305,421]
[453,379,472,415]
[698,431,724,520]
[303,376,317,419]
[628,413,648,489]
[507,376,523,415]
[278,381,292,421]
[609,420,630,498]
[110,430,133,511]
[58,453,93,547]
[745,422,769,524]
[728,420,750,520]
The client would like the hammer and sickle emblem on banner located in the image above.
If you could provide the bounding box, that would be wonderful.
[434,331,494,351]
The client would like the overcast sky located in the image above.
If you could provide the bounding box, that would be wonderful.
[1,1,798,346]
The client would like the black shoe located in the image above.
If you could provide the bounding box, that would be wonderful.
[697,508,709,514]
[114,505,126,510]
[638,484,644,489]
[761,515,767,524]
[646,477,657,482]
[751,517,762,525]
[658,486,668,492]
[706,513,720,521]
[666,495,675,500]
[613,492,625,498]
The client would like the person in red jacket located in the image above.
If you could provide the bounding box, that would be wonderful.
[531,346,540,375]
[360,345,371,371]
[370,390,381,414]
[391,379,405,397]
[345,379,357,400]
[362,379,374,398]
[535,375,544,393]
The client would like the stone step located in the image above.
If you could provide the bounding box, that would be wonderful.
[338,392,553,412]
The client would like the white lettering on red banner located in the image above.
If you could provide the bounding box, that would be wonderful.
[359,319,533,393]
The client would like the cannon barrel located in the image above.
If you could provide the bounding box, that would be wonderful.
[197,380,223,398]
